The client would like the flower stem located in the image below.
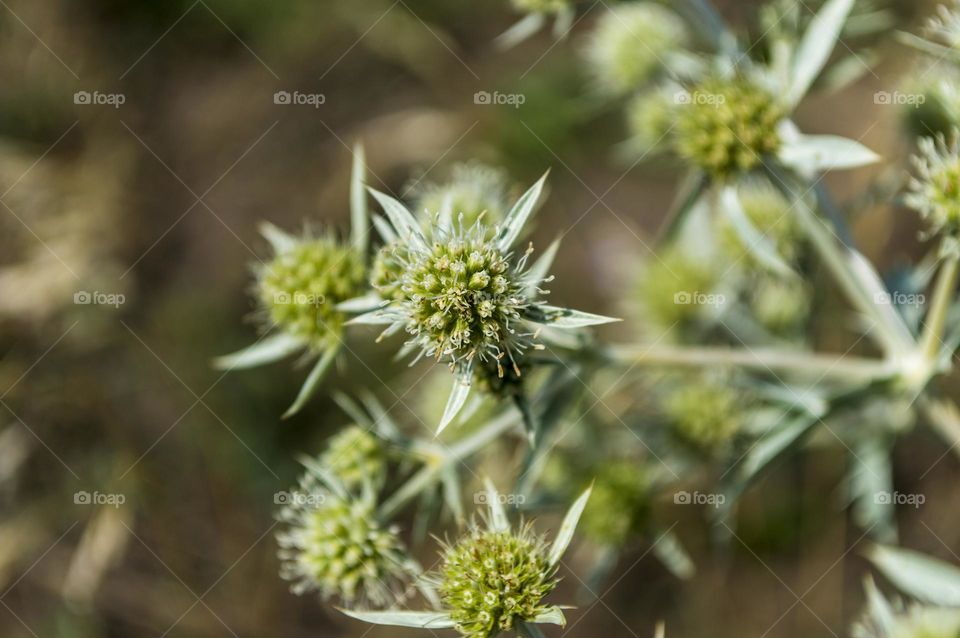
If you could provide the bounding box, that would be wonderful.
[604,344,894,381]
[920,253,960,365]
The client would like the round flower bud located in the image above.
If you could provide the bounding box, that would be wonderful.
[258,235,366,349]
[399,230,531,372]
[584,3,688,95]
[675,76,785,179]
[663,379,743,450]
[411,163,511,231]
[320,425,386,489]
[277,478,411,607]
[511,0,569,15]
[579,461,650,547]
[750,277,810,336]
[906,132,960,237]
[632,247,720,338]
[438,526,556,638]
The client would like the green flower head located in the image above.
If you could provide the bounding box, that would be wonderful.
[663,377,744,450]
[439,524,555,638]
[626,87,677,152]
[585,3,688,95]
[257,232,366,349]
[674,75,785,179]
[320,425,387,490]
[579,460,649,547]
[356,175,618,432]
[276,469,412,607]
[632,247,720,338]
[717,180,802,266]
[410,162,512,232]
[906,132,960,238]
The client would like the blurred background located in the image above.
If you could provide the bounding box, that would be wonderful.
[0,0,958,636]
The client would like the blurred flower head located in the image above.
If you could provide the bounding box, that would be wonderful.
[276,468,411,607]
[626,86,677,152]
[319,425,387,490]
[717,180,802,266]
[257,231,366,350]
[663,377,744,451]
[906,132,960,238]
[410,162,512,232]
[675,75,785,179]
[579,460,650,547]
[584,3,688,95]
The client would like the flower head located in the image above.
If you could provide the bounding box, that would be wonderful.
[626,87,677,152]
[258,232,366,349]
[319,425,387,490]
[584,3,688,95]
[663,377,744,450]
[276,465,412,607]
[579,461,649,547]
[438,524,555,638]
[675,75,785,179]
[411,162,512,231]
[717,180,801,265]
[906,132,960,237]
[631,247,720,338]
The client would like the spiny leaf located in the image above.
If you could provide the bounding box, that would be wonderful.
[788,0,856,106]
[338,609,456,629]
[497,172,548,252]
[867,545,960,606]
[350,144,369,255]
[369,188,426,251]
[483,477,509,532]
[212,332,305,370]
[437,372,472,435]
[548,485,591,567]
[283,345,340,418]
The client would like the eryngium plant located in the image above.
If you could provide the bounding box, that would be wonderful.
[352,175,617,432]
[216,146,372,417]
[342,482,591,637]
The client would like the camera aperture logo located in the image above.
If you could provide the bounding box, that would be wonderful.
[474,90,526,109]
[874,291,925,307]
[74,491,126,508]
[274,90,326,108]
[474,491,525,506]
[74,90,126,109]
[874,91,926,108]
[74,290,125,308]
[273,291,326,306]
[674,490,725,508]
[674,90,726,107]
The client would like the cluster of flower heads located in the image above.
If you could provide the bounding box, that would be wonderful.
[275,428,414,607]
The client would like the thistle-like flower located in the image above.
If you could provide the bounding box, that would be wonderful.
[341,481,592,637]
[215,146,372,417]
[584,3,688,95]
[675,75,785,179]
[353,174,618,432]
[410,162,513,231]
[319,425,387,490]
[906,132,960,240]
[276,462,414,608]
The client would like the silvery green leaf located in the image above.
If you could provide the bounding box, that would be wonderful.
[440,465,464,522]
[350,144,369,255]
[332,392,372,428]
[338,609,456,629]
[719,185,797,279]
[336,293,384,313]
[847,249,916,350]
[651,528,695,579]
[862,576,895,636]
[867,545,960,606]
[739,412,819,481]
[212,332,305,370]
[283,345,340,418]
[523,238,560,296]
[483,478,509,532]
[548,485,591,567]
[372,213,397,243]
[298,453,348,500]
[497,172,548,252]
[656,171,710,243]
[552,6,574,38]
[778,135,880,174]
[369,188,426,251]
[437,372,472,435]
[379,466,438,520]
[495,13,545,50]
[347,310,399,326]
[896,30,960,59]
[787,0,855,106]
[528,305,621,328]
[259,221,297,253]
[437,191,454,233]
[517,621,548,638]
[848,438,896,543]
